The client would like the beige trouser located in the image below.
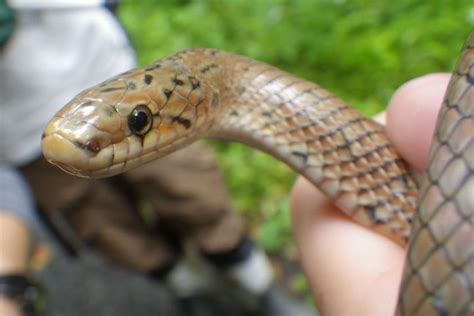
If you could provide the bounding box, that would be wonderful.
[21,143,244,272]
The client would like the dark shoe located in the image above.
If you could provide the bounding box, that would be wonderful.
[258,284,315,316]
[0,274,46,316]
[177,291,247,316]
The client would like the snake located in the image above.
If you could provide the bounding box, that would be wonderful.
[41,32,473,315]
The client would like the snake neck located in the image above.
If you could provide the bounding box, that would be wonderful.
[194,51,418,245]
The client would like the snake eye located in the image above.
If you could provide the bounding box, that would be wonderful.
[128,105,153,136]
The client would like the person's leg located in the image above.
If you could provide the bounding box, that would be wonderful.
[126,143,312,315]
[65,180,179,272]
[21,157,179,274]
[0,164,40,316]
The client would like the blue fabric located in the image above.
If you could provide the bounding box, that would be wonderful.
[0,163,40,234]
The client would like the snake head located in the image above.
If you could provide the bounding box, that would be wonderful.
[42,63,214,178]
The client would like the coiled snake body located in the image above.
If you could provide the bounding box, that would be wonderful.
[42,33,473,314]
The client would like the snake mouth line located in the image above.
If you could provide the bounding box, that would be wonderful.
[42,133,114,177]
[48,159,93,178]
[41,130,173,178]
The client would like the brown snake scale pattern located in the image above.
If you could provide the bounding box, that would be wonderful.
[400,34,474,315]
[42,33,473,314]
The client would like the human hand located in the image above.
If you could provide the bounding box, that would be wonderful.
[290,73,451,315]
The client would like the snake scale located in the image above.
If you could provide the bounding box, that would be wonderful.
[42,32,473,314]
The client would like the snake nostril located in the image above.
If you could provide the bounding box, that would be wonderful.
[85,138,101,153]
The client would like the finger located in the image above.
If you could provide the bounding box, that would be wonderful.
[289,74,450,314]
[386,73,451,170]
[291,177,405,315]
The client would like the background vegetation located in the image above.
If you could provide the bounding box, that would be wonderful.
[118,0,473,296]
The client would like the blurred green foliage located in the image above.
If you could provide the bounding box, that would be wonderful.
[118,1,473,254]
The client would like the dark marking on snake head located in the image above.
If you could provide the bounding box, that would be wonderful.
[145,63,161,71]
[189,76,200,89]
[173,78,185,86]
[172,117,191,129]
[144,74,153,85]
[169,50,190,61]
[237,86,246,95]
[291,151,308,164]
[200,63,218,74]
[100,87,123,93]
[138,134,146,147]
[163,89,173,99]
[230,111,239,116]
[212,93,219,107]
[127,82,137,90]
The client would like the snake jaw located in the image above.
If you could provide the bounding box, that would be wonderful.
[42,132,94,177]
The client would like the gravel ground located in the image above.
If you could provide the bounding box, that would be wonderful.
[33,229,254,316]
[29,215,185,316]
[31,218,313,316]
[35,248,182,316]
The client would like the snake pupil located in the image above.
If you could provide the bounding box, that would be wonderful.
[133,112,147,129]
[128,105,152,135]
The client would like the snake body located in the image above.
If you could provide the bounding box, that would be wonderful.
[42,33,473,314]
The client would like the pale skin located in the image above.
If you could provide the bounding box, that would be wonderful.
[0,212,32,316]
[291,73,451,315]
